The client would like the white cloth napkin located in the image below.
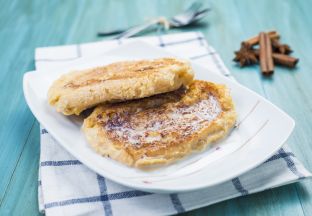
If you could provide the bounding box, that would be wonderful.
[36,32,311,216]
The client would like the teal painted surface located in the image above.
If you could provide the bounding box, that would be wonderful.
[0,0,312,215]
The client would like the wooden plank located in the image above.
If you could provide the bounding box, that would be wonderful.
[0,27,36,201]
[239,1,312,216]
[0,0,91,205]
[0,122,43,215]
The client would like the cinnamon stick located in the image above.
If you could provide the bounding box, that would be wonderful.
[259,32,274,75]
[243,31,280,46]
[259,33,267,73]
[254,50,299,68]
[265,33,274,74]
[272,53,299,68]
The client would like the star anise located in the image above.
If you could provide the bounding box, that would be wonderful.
[271,38,292,54]
[233,43,258,67]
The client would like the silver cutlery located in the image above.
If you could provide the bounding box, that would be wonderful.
[97,3,211,39]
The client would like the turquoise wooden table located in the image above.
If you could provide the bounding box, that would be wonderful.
[1,0,312,215]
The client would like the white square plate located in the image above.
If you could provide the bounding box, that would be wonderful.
[23,41,294,193]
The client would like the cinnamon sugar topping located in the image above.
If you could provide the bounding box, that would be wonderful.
[104,95,221,146]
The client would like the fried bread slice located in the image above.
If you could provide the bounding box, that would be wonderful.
[48,58,194,115]
[82,80,237,169]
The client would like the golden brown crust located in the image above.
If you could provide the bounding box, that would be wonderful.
[82,80,237,169]
[48,58,194,115]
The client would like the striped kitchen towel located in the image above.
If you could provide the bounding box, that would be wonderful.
[36,32,311,216]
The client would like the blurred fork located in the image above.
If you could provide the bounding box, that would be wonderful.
[98,3,211,39]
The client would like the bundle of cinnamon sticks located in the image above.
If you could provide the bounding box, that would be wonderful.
[234,31,299,75]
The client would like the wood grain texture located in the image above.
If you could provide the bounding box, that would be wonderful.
[0,122,41,216]
[0,0,311,215]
